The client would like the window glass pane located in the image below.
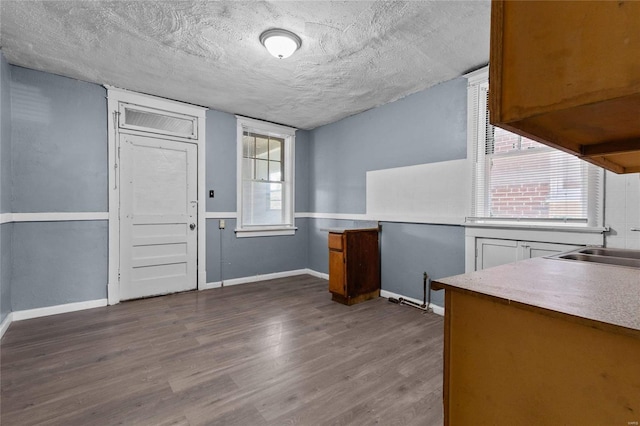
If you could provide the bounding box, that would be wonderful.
[493,127,545,154]
[256,159,269,181]
[124,108,194,135]
[270,182,282,210]
[242,158,254,180]
[256,136,269,159]
[269,161,282,181]
[488,150,587,219]
[242,181,283,226]
[269,138,283,161]
[243,134,255,158]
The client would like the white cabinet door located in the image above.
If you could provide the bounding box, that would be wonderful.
[476,238,519,270]
[521,241,581,260]
[119,134,198,300]
[476,238,582,271]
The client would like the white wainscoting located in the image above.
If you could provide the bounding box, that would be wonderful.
[0,212,108,224]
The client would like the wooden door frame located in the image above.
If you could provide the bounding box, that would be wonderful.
[106,86,207,305]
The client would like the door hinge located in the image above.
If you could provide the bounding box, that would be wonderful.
[112,110,120,130]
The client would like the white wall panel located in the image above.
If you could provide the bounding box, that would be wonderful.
[366,159,470,224]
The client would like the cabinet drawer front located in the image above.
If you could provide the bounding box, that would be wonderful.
[328,233,343,250]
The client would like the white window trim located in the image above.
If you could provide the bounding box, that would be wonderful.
[235,116,296,238]
[464,67,606,232]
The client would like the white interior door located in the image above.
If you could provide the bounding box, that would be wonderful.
[119,134,198,300]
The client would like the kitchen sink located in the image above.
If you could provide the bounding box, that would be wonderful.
[578,248,640,259]
[547,247,640,269]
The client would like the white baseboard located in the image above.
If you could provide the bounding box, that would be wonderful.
[0,276,443,341]
[202,269,443,316]
[11,299,108,322]
[0,312,13,339]
[203,268,322,290]
[380,289,444,316]
[304,269,329,280]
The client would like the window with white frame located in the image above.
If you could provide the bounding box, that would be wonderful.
[236,116,296,237]
[467,69,604,227]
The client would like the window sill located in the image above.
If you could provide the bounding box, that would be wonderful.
[464,222,609,234]
[235,226,297,238]
[464,222,608,247]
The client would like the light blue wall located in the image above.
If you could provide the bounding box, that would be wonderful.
[1,51,12,323]
[206,218,309,283]
[380,222,464,306]
[4,66,109,312]
[294,130,310,213]
[309,78,468,214]
[205,110,236,212]
[11,221,107,310]
[1,224,11,321]
[307,78,468,303]
[10,66,107,213]
[1,52,12,213]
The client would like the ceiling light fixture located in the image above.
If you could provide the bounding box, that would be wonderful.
[259,29,302,59]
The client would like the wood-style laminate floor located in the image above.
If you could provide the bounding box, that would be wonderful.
[1,275,444,425]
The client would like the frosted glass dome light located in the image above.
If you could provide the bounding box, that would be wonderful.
[260,29,302,59]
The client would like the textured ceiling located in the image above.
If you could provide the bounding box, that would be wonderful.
[0,1,490,130]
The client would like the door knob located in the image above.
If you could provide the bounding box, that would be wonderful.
[190,223,196,230]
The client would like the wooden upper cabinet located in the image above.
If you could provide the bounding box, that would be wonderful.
[489,0,640,174]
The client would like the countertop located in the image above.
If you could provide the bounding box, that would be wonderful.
[432,257,640,338]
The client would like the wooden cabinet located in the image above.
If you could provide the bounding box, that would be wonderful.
[435,290,640,425]
[489,0,640,174]
[328,228,380,305]
[432,258,640,425]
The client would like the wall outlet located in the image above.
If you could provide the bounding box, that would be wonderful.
[219,219,225,229]
[209,190,215,198]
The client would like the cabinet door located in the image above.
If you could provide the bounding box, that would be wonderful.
[328,250,345,295]
[476,238,518,271]
[521,241,581,259]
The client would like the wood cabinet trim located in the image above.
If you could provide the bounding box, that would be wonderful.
[488,0,504,123]
[488,0,640,174]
